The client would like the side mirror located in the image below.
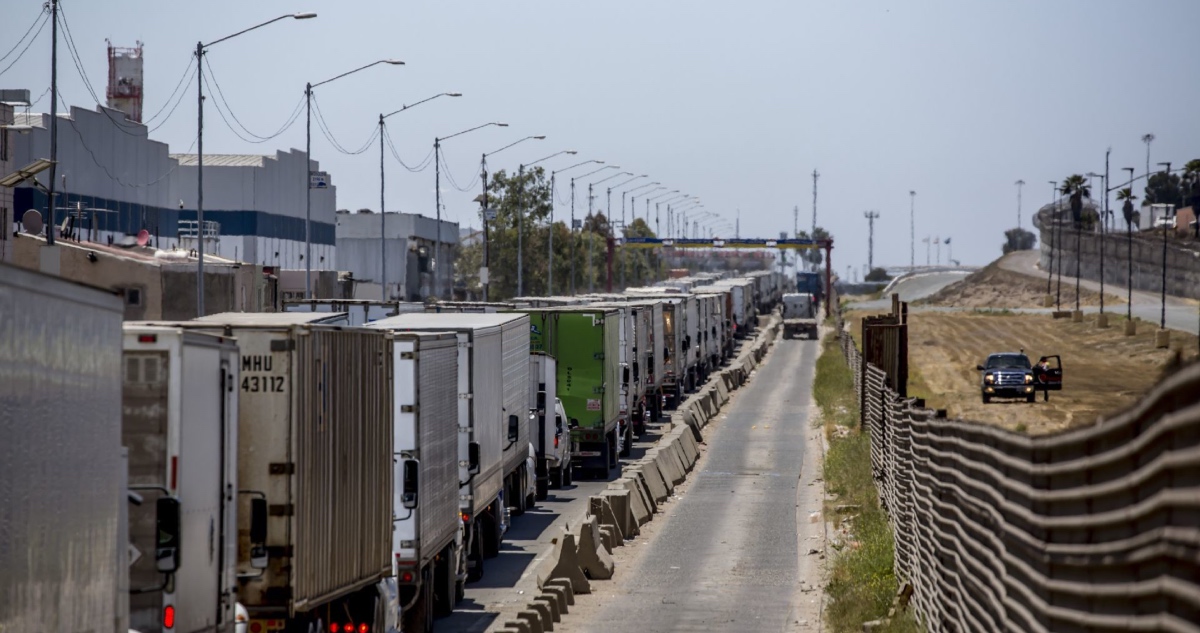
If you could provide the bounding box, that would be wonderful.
[155,496,182,573]
[468,442,481,475]
[975,364,985,371]
[536,390,546,412]
[569,418,581,429]
[401,459,419,510]
[249,497,268,569]
[508,414,520,442]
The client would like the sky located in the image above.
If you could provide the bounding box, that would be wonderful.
[2,0,1198,275]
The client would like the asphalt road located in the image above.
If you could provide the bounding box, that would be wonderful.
[1000,250,1199,335]
[568,337,819,632]
[440,400,689,632]
[851,269,972,310]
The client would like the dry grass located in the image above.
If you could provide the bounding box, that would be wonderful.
[907,312,1199,434]
[918,260,1121,309]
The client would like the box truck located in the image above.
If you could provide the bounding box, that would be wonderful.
[369,330,465,633]
[283,298,424,326]
[518,307,621,479]
[0,264,131,633]
[370,313,532,582]
[122,325,241,633]
[171,312,396,633]
[529,352,573,499]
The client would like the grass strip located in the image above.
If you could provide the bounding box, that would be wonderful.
[817,334,922,633]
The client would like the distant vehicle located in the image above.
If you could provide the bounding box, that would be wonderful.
[781,292,819,339]
[976,352,1038,403]
[1153,216,1175,229]
[796,271,824,305]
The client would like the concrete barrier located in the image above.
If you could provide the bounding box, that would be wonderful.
[597,524,617,553]
[628,467,660,513]
[517,610,544,633]
[499,619,532,633]
[535,530,592,594]
[542,584,570,612]
[575,516,615,579]
[637,458,673,499]
[598,488,639,537]
[533,594,561,623]
[648,447,684,486]
[588,495,627,542]
[668,433,694,471]
[545,579,575,606]
[674,427,701,466]
[609,479,653,526]
[526,601,553,630]
[658,441,689,480]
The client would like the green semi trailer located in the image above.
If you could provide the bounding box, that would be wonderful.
[518,307,621,479]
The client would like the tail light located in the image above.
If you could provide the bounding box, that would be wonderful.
[343,625,353,633]
[554,435,559,449]
[400,570,415,583]
[163,605,176,629]
[359,625,370,633]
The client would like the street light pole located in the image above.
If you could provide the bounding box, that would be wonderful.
[195,12,316,316]
[378,93,462,300]
[305,59,403,299]
[1015,180,1025,228]
[480,134,545,298]
[909,190,915,268]
[548,159,600,294]
[1123,167,1136,321]
[1157,162,1172,331]
[521,150,577,295]
[47,0,58,251]
[482,133,549,297]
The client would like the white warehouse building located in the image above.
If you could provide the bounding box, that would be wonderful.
[9,101,336,272]
[336,210,458,301]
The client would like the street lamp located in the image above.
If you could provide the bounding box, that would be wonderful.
[568,165,619,293]
[646,190,679,237]
[512,148,572,296]
[548,159,602,294]
[377,92,462,300]
[1047,181,1058,305]
[606,175,648,287]
[1121,166,1136,324]
[1014,180,1025,228]
[305,59,404,299]
[480,134,544,299]
[1156,161,1172,332]
[629,184,664,226]
[585,170,631,292]
[194,12,316,316]
[1085,170,1106,315]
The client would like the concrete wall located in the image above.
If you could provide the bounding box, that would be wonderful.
[336,210,457,301]
[1035,207,1200,300]
[12,236,272,320]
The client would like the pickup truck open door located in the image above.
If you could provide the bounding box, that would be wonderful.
[1035,355,1063,392]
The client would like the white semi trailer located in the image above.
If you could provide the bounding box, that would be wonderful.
[369,313,531,584]
[122,325,241,633]
[0,264,130,633]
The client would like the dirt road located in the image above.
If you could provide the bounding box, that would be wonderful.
[906,311,1197,434]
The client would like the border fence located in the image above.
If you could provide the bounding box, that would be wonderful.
[838,301,1200,633]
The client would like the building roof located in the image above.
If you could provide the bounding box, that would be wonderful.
[169,154,266,167]
[367,311,527,331]
[190,311,347,326]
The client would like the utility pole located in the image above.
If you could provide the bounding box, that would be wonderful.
[935,236,941,265]
[863,210,879,272]
[923,235,931,266]
[736,208,740,239]
[908,190,916,269]
[793,204,799,239]
[1015,179,1025,228]
[47,0,59,255]
[811,169,819,235]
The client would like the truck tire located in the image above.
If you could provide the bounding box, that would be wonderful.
[401,569,435,633]
[563,461,573,486]
[1026,393,1036,403]
[982,394,991,404]
[537,475,549,500]
[467,532,485,582]
[481,508,500,558]
[550,466,563,489]
[433,546,456,617]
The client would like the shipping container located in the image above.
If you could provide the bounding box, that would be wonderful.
[368,312,531,580]
[0,263,127,633]
[515,307,621,478]
[163,312,393,630]
[122,325,240,633]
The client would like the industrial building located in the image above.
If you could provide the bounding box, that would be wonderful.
[7,100,336,273]
[0,100,14,263]
[335,209,458,301]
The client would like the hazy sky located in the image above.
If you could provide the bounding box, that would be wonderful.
[3,0,1198,273]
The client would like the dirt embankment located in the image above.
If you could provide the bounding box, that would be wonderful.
[906,312,1197,434]
[918,261,1120,309]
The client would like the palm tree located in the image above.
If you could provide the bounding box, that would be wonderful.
[1060,174,1091,198]
[1116,187,1138,229]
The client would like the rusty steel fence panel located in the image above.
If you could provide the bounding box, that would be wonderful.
[839,326,1200,632]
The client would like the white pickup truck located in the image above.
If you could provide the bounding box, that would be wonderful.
[782,292,819,339]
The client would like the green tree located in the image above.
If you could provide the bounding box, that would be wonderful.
[798,226,831,269]
[1002,227,1037,254]
[864,267,891,282]
[1142,171,1183,209]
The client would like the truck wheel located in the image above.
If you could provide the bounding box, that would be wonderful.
[536,476,549,500]
[481,509,500,558]
[433,546,456,617]
[563,461,573,486]
[550,466,563,489]
[1026,394,1036,403]
[982,394,991,404]
[467,532,485,582]
[510,475,525,517]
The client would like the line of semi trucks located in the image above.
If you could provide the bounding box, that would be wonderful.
[2,262,788,633]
